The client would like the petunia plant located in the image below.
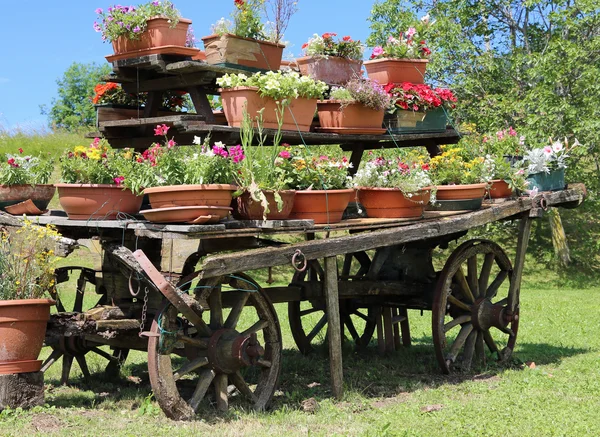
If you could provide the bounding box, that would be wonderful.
[369,19,432,60]
[301,33,364,61]
[0,149,53,186]
[352,156,432,196]
[329,78,393,112]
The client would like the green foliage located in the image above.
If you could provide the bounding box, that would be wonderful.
[41,62,112,130]
[0,152,53,185]
[302,33,364,61]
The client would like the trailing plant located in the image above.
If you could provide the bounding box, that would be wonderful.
[94,1,181,43]
[301,33,363,61]
[352,156,432,196]
[0,149,53,186]
[329,78,393,112]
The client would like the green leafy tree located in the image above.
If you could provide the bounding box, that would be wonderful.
[41,62,111,130]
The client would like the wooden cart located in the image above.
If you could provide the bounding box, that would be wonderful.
[19,54,585,420]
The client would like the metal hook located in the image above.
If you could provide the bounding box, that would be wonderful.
[291,249,308,272]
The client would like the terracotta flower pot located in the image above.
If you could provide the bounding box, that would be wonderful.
[220,87,318,132]
[202,33,284,71]
[364,58,429,84]
[55,184,143,220]
[435,183,487,201]
[0,184,55,212]
[317,101,384,129]
[489,180,514,199]
[289,189,354,224]
[234,190,296,220]
[296,56,363,85]
[143,184,238,209]
[358,188,430,218]
[0,299,55,375]
[111,17,192,55]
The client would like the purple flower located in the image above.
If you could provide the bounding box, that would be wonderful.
[118,21,124,27]
[152,1,159,5]
[93,22,101,32]
[108,7,113,12]
[95,8,103,14]
[133,26,141,33]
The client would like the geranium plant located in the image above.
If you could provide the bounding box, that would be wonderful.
[94,1,181,43]
[217,70,328,103]
[523,137,580,174]
[0,219,60,300]
[385,82,457,112]
[369,22,431,60]
[330,78,393,112]
[429,146,495,185]
[0,149,53,186]
[92,82,190,111]
[352,156,432,196]
[301,33,363,61]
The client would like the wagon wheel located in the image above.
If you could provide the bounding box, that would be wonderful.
[148,273,281,421]
[432,240,519,374]
[288,252,377,355]
[41,266,129,384]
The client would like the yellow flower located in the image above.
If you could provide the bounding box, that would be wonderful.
[74,146,87,155]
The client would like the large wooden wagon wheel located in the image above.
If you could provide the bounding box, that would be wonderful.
[432,240,519,374]
[288,252,377,354]
[147,273,281,421]
[42,266,129,384]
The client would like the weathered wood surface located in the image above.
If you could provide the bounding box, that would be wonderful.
[99,114,205,129]
[196,189,583,279]
[0,372,44,410]
[324,256,343,399]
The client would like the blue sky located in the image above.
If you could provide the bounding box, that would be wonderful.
[0,0,379,133]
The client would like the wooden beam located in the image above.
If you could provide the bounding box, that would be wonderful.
[324,256,343,399]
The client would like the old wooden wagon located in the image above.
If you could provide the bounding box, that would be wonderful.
[9,55,585,420]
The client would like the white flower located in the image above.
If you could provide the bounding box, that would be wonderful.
[214,141,225,148]
[193,136,202,145]
[552,141,563,153]
[421,14,430,23]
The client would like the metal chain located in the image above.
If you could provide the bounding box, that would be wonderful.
[139,286,150,337]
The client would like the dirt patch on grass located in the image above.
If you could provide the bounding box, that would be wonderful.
[29,413,63,434]
[371,392,411,409]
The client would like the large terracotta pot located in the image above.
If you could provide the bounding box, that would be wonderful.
[111,17,192,55]
[234,190,296,220]
[317,101,384,129]
[489,180,514,199]
[202,33,284,71]
[55,184,143,220]
[143,184,238,209]
[296,56,363,85]
[0,299,55,375]
[364,58,429,84]
[435,183,487,201]
[0,184,55,212]
[289,189,354,224]
[358,188,430,218]
[220,86,318,132]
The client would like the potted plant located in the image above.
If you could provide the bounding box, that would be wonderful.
[428,146,494,209]
[138,126,239,223]
[94,1,198,59]
[217,70,327,131]
[0,220,58,375]
[0,149,55,214]
[91,82,189,127]
[384,82,456,133]
[231,109,296,221]
[56,138,144,220]
[279,148,354,223]
[352,156,432,218]
[316,78,393,134]
[523,137,579,192]
[296,33,364,85]
[364,18,432,84]
[202,0,296,71]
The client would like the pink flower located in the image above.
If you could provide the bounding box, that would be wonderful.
[212,145,228,158]
[279,150,291,159]
[496,130,505,140]
[406,27,417,38]
[92,137,101,148]
[508,126,517,136]
[154,124,170,136]
[167,139,177,149]
[228,145,245,163]
[543,146,553,155]
[114,176,125,186]
[371,46,384,57]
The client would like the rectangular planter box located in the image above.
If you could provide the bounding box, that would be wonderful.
[385,107,449,133]
[94,105,174,128]
[526,168,565,192]
[202,34,284,72]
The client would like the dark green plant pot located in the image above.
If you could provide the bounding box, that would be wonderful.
[385,107,450,134]
[426,198,483,212]
[526,168,565,192]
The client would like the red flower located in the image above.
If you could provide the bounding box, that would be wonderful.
[18,148,23,154]
[302,42,308,49]
[421,164,430,171]
[342,36,351,41]
[7,158,18,168]
[234,0,244,5]
[322,32,337,39]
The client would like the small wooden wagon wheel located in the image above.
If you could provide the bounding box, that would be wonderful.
[147,273,281,421]
[288,252,377,354]
[432,240,519,374]
[42,266,129,384]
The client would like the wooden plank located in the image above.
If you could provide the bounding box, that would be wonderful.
[324,256,343,399]
[100,114,205,129]
[382,306,394,353]
[507,214,533,313]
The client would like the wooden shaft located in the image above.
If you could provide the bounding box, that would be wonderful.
[324,256,343,399]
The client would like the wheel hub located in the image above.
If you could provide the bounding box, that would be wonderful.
[207,329,265,373]
[471,298,512,331]
[58,336,94,357]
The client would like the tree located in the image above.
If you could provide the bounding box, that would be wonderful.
[41,62,111,130]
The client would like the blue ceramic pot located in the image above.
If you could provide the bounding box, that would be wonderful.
[526,168,565,192]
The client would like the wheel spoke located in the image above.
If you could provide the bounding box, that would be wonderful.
[344,315,360,342]
[443,314,471,332]
[73,271,87,313]
[446,323,473,363]
[177,335,209,349]
[41,349,63,372]
[306,314,328,342]
[214,374,229,412]
[256,359,272,368]
[209,286,223,329]
[61,354,74,385]
[486,270,509,299]
[75,356,91,380]
[483,330,499,354]
[352,310,371,323]
[188,369,216,412]
[91,347,119,362]
[240,319,269,337]
[479,253,495,294]
[461,331,477,370]
[299,307,322,317]
[224,292,250,329]
[454,267,476,303]
[447,295,471,312]
[467,255,479,298]
[475,331,485,364]
[173,357,209,381]
[230,371,258,403]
